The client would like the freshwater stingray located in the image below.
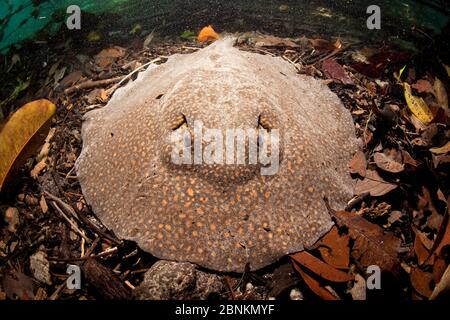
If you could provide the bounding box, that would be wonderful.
[76,38,359,272]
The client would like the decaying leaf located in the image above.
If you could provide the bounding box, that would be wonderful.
[348,151,367,176]
[412,79,434,94]
[39,195,48,214]
[254,35,299,48]
[291,261,338,300]
[332,210,402,274]
[373,150,404,173]
[355,169,397,196]
[316,226,350,269]
[0,99,56,192]
[414,234,430,266]
[2,271,35,300]
[430,264,450,300]
[430,141,450,155]
[411,267,434,298]
[291,251,354,283]
[95,47,126,68]
[403,83,433,125]
[321,59,354,85]
[433,78,448,113]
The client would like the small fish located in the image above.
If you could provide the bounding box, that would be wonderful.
[197,25,220,43]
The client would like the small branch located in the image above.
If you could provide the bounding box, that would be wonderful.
[64,76,123,94]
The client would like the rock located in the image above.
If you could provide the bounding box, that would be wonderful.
[134,261,224,300]
[4,207,19,232]
[279,5,289,13]
[29,250,52,285]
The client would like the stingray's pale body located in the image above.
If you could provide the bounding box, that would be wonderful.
[76,38,359,272]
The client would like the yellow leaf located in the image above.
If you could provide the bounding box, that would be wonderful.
[0,99,56,192]
[430,141,450,155]
[404,83,433,125]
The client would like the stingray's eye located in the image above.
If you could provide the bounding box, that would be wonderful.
[170,113,188,130]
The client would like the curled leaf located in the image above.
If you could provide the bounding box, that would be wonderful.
[403,83,433,125]
[355,170,397,197]
[373,150,404,173]
[0,99,56,192]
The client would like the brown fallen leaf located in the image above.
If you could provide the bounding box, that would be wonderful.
[58,70,83,89]
[412,79,434,94]
[254,35,299,48]
[430,141,450,155]
[291,261,338,300]
[308,38,338,52]
[2,271,35,300]
[348,151,367,177]
[316,226,350,269]
[373,149,404,173]
[433,78,449,114]
[401,149,422,169]
[355,170,397,197]
[414,234,430,266]
[95,47,126,68]
[290,251,354,283]
[321,59,354,85]
[410,267,434,298]
[39,195,48,214]
[332,210,402,274]
[430,264,450,300]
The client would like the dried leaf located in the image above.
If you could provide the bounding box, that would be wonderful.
[373,150,404,173]
[290,251,354,282]
[414,235,430,266]
[0,99,56,192]
[39,195,48,214]
[430,141,450,155]
[443,64,450,79]
[95,47,126,68]
[2,271,35,300]
[430,264,450,300]
[30,158,46,178]
[348,151,367,176]
[404,83,433,125]
[254,35,299,48]
[355,170,397,196]
[143,30,155,49]
[350,274,367,300]
[321,59,354,85]
[316,226,350,268]
[291,261,338,300]
[411,267,434,298]
[433,78,449,112]
[412,79,434,94]
[332,211,401,274]
[308,38,337,52]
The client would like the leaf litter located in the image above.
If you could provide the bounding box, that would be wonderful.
[0,20,449,301]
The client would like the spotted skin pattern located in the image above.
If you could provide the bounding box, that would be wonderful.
[76,38,359,272]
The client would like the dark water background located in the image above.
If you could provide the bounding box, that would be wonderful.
[0,0,449,53]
